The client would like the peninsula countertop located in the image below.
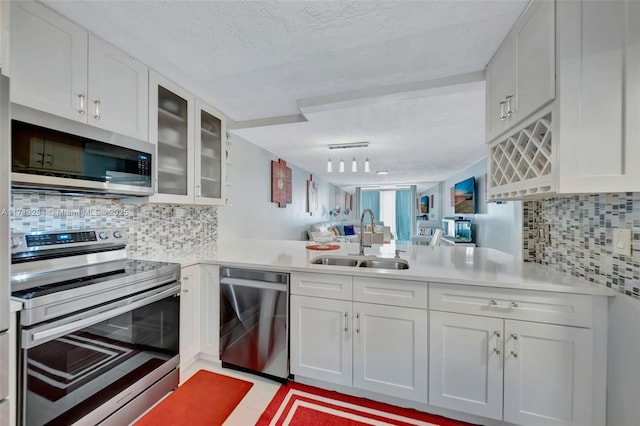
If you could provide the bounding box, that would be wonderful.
[135,239,616,297]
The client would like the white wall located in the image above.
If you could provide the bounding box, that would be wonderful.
[218,134,335,241]
[442,157,522,255]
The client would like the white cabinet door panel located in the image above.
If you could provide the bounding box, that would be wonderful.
[88,35,148,140]
[429,311,503,420]
[290,295,352,386]
[515,0,555,120]
[558,0,640,193]
[504,320,592,426]
[179,265,201,370]
[200,265,220,359]
[10,2,87,122]
[353,303,428,403]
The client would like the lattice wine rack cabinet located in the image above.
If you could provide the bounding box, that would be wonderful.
[488,113,554,200]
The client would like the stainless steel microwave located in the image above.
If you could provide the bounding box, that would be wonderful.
[11,104,154,196]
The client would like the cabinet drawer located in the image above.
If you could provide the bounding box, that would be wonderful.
[429,283,592,327]
[291,272,352,300]
[353,277,428,309]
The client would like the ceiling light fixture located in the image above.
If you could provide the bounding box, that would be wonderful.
[327,158,333,173]
[376,170,390,175]
[339,159,345,173]
[328,142,369,150]
[351,157,357,172]
[364,158,370,173]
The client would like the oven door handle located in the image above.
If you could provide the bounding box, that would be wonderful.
[23,284,180,348]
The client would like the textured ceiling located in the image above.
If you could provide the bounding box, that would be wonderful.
[42,0,529,192]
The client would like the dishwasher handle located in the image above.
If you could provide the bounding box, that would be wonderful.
[220,277,288,292]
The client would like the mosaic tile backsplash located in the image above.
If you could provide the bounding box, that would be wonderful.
[524,192,640,299]
[10,193,218,258]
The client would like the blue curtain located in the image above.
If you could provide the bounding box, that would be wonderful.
[360,191,380,220]
[395,190,411,241]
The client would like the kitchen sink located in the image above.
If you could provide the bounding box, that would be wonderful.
[310,255,409,270]
[310,256,359,267]
[358,259,409,270]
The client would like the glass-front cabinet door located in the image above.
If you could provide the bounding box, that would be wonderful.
[148,72,194,204]
[194,99,227,205]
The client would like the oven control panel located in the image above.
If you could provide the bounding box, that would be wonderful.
[26,231,97,247]
[11,228,127,253]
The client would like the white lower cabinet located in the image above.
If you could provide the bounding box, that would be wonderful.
[429,311,503,420]
[353,302,428,402]
[430,311,593,425]
[290,295,352,386]
[503,320,592,426]
[179,265,201,369]
[290,273,429,403]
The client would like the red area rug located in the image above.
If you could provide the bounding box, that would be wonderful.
[135,370,253,426]
[257,381,476,426]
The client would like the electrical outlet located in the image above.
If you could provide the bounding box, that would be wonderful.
[613,228,632,256]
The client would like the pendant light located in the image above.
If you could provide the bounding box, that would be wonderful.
[364,158,370,173]
[327,158,333,173]
[339,159,345,173]
[351,157,357,172]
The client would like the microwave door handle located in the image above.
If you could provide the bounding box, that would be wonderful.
[23,285,180,348]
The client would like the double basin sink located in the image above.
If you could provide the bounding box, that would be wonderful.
[310,255,409,270]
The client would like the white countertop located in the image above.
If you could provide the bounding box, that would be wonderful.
[136,239,615,297]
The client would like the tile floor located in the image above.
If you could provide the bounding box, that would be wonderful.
[179,359,281,425]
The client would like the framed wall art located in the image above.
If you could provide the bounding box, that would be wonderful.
[271,159,292,208]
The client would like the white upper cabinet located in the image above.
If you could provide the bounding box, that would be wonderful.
[194,99,227,206]
[10,1,148,140]
[557,0,640,193]
[149,73,227,205]
[87,35,148,140]
[11,1,87,123]
[488,0,640,199]
[148,72,195,204]
[485,0,555,142]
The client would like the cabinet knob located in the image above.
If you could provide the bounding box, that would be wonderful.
[489,299,498,306]
[182,289,189,293]
[499,100,507,120]
[511,350,519,358]
[511,301,519,308]
[494,347,501,356]
[511,333,518,340]
[344,312,349,332]
[494,330,501,337]
[356,313,361,334]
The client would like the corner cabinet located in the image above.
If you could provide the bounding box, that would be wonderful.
[149,72,227,205]
[487,0,640,200]
[290,273,429,403]
[10,1,148,140]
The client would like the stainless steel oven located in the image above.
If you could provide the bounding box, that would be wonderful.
[11,228,181,426]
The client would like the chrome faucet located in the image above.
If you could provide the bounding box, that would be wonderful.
[359,208,376,256]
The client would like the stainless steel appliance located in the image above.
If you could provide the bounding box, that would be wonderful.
[442,217,474,243]
[0,70,10,426]
[11,228,181,426]
[220,267,289,382]
[11,104,154,196]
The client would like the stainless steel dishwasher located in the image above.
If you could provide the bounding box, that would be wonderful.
[219,267,289,382]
